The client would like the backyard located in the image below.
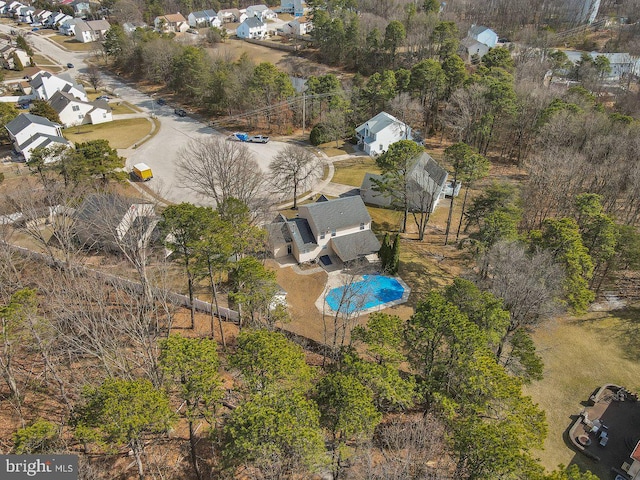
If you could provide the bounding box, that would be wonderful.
[525,305,640,477]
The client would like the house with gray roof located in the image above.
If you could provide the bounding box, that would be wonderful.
[5,113,70,162]
[188,9,220,27]
[49,91,112,127]
[468,25,498,48]
[246,4,277,21]
[72,193,159,252]
[236,16,266,39]
[360,152,449,213]
[355,111,417,156]
[266,196,380,264]
[563,50,640,80]
[30,71,88,102]
[75,19,110,43]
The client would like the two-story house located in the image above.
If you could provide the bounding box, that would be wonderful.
[468,25,498,48]
[236,16,266,39]
[246,4,277,21]
[154,13,189,33]
[360,152,449,213]
[355,111,415,157]
[280,0,304,17]
[30,71,88,102]
[5,113,70,162]
[217,8,247,24]
[74,19,110,43]
[283,16,311,35]
[187,9,220,28]
[266,196,380,264]
[49,91,112,127]
[59,18,82,36]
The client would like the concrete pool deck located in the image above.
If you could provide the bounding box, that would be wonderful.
[315,273,411,316]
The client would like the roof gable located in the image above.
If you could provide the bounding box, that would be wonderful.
[6,113,58,135]
[242,16,264,28]
[356,111,407,136]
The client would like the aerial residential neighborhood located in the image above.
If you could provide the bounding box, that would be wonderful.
[0,0,639,479]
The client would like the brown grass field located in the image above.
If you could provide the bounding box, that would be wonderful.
[63,118,152,149]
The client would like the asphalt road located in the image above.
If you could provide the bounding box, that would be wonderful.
[0,23,307,206]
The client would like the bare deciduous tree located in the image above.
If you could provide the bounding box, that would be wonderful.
[269,145,322,209]
[177,137,266,211]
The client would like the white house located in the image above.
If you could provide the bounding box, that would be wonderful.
[69,0,91,17]
[217,8,247,24]
[360,152,449,213]
[468,25,498,48]
[59,18,82,36]
[460,37,490,62]
[266,196,380,264]
[122,21,147,34]
[49,91,112,127]
[74,19,110,43]
[280,0,304,16]
[30,71,88,102]
[31,9,51,25]
[355,111,415,157]
[283,16,311,35]
[236,16,266,39]
[5,113,70,162]
[154,13,189,33]
[187,9,220,28]
[17,5,35,23]
[6,1,23,16]
[563,50,640,80]
[46,12,72,28]
[246,4,277,21]
[0,43,30,70]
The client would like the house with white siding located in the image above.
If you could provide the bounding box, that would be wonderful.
[355,111,415,156]
[5,113,70,162]
[74,19,110,43]
[154,13,189,33]
[280,0,304,16]
[236,16,266,39]
[49,91,112,127]
[246,4,277,21]
[187,9,220,27]
[30,71,88,102]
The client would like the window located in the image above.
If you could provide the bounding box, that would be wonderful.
[78,114,83,120]
[331,230,336,237]
[72,105,80,112]
[360,222,365,230]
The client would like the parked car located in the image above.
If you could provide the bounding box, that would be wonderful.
[31,27,39,31]
[96,95,111,101]
[17,102,29,109]
[174,108,187,117]
[248,135,270,143]
[66,63,74,68]
[186,28,199,34]
[156,98,166,106]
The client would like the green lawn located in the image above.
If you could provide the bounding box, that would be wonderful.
[525,305,640,477]
[332,157,380,187]
[63,118,152,149]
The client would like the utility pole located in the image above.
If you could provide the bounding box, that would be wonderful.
[302,92,306,134]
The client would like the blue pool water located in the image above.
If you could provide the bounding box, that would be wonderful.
[326,275,405,314]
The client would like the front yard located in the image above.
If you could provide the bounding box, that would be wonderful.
[48,34,96,52]
[63,118,152,149]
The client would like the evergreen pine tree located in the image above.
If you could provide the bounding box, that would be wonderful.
[390,234,401,274]
[379,232,390,271]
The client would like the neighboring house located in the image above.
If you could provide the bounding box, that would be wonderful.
[30,71,88,102]
[46,12,72,28]
[5,113,70,162]
[32,9,52,25]
[49,91,112,127]
[17,5,35,23]
[69,0,92,17]
[217,8,247,23]
[236,16,266,39]
[0,43,30,70]
[563,50,640,80]
[74,19,110,43]
[459,37,490,62]
[283,16,311,35]
[355,111,415,157]
[187,9,220,28]
[154,13,189,33]
[468,25,498,48]
[59,18,82,36]
[246,4,277,21]
[72,194,159,251]
[280,0,304,16]
[6,1,23,16]
[122,21,147,34]
[360,152,449,214]
[266,195,380,264]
